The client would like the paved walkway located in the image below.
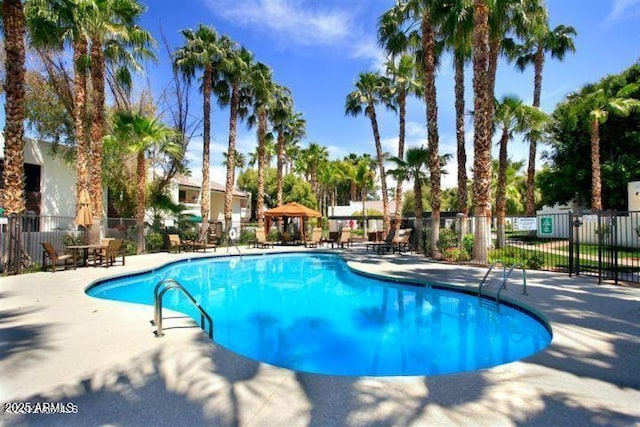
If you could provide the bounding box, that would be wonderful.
[1,245,639,426]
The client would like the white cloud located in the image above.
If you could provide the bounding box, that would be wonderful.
[207,0,352,47]
[606,0,640,23]
[351,37,387,72]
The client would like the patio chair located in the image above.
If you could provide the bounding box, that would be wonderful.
[336,227,352,249]
[192,229,217,252]
[168,234,185,253]
[41,242,76,272]
[255,229,274,248]
[366,228,396,254]
[94,239,125,267]
[305,228,323,248]
[392,228,413,254]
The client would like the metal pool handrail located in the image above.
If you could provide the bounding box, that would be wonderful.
[152,278,213,339]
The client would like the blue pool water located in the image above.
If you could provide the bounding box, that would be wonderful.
[87,253,551,376]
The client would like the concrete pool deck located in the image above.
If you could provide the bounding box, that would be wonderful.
[1,246,639,426]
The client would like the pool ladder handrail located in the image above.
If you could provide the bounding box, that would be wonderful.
[152,278,213,339]
[479,261,528,311]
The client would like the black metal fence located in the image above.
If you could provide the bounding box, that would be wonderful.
[424,211,640,285]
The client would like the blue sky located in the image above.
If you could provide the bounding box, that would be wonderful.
[4,0,640,189]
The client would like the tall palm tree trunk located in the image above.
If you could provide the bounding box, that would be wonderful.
[422,13,441,257]
[472,0,492,263]
[74,39,90,211]
[90,38,105,222]
[525,46,545,215]
[1,0,26,215]
[135,151,146,254]
[395,90,406,231]
[257,108,267,227]
[590,119,602,211]
[496,131,509,249]
[224,83,239,233]
[455,56,468,236]
[368,103,390,234]
[201,63,212,235]
[2,0,26,273]
[276,132,285,206]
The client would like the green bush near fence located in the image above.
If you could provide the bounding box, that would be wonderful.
[62,233,84,246]
[146,232,164,252]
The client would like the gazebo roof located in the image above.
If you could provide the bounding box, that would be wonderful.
[264,202,321,218]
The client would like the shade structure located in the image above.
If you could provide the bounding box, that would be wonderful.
[263,202,321,241]
[263,202,321,219]
[75,189,93,227]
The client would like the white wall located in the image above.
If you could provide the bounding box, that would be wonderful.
[629,181,640,211]
[1,137,77,217]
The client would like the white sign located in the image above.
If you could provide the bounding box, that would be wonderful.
[514,217,537,231]
[582,214,598,222]
[0,217,7,225]
[163,219,175,227]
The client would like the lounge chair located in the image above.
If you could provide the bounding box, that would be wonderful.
[94,239,125,267]
[168,234,184,253]
[366,228,396,254]
[392,228,413,254]
[336,227,352,249]
[41,242,76,272]
[305,228,323,248]
[254,229,274,248]
[192,229,217,252]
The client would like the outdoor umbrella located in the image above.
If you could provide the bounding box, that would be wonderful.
[75,188,93,229]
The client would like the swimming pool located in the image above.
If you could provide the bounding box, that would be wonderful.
[87,253,551,376]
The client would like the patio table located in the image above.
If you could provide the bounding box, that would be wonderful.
[65,244,103,267]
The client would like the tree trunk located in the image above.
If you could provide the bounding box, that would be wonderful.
[422,12,441,258]
[590,119,602,211]
[454,55,467,219]
[73,39,90,211]
[525,45,545,215]
[224,83,239,234]
[201,63,212,236]
[472,0,492,263]
[276,131,285,207]
[90,38,105,222]
[1,0,26,215]
[135,151,146,254]
[395,90,406,231]
[257,107,267,227]
[414,179,424,255]
[368,103,390,234]
[496,130,509,249]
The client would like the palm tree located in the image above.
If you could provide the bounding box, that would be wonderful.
[515,19,576,215]
[354,158,376,237]
[246,61,275,227]
[377,0,443,256]
[1,0,26,216]
[436,0,474,229]
[387,146,430,252]
[174,24,225,234]
[385,54,423,231]
[86,0,153,220]
[300,142,329,207]
[471,0,493,263]
[269,85,294,207]
[493,95,547,247]
[217,42,251,233]
[107,111,177,253]
[345,71,393,233]
[26,0,93,212]
[583,85,640,211]
[222,150,246,171]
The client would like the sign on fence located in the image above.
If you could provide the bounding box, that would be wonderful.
[540,216,553,235]
[514,217,537,231]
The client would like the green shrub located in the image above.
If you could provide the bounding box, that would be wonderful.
[267,229,279,242]
[62,233,84,246]
[146,232,164,251]
[239,229,254,244]
[525,252,545,269]
[123,239,137,255]
[462,233,474,256]
[182,229,197,241]
[436,228,458,253]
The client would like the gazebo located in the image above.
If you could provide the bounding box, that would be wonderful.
[263,202,321,242]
